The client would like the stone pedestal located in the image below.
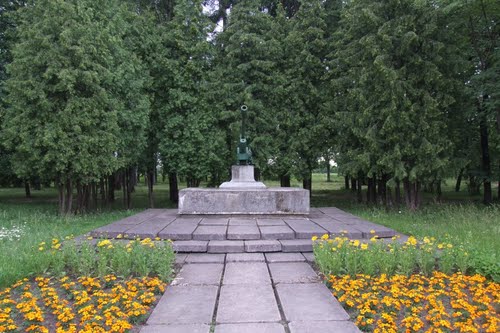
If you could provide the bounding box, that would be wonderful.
[220,165,266,189]
[178,188,309,215]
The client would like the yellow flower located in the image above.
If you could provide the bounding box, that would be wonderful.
[321,234,329,240]
[97,239,112,247]
[360,243,368,250]
[370,230,376,234]
[311,236,318,241]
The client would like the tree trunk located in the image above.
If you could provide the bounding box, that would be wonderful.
[186,176,200,188]
[303,174,312,198]
[58,179,65,215]
[403,178,420,211]
[403,178,411,209]
[65,178,73,215]
[75,181,82,213]
[254,167,261,181]
[24,180,31,198]
[147,169,155,208]
[351,177,357,192]
[395,180,401,209]
[169,172,178,203]
[125,168,132,210]
[122,171,127,209]
[455,168,464,192]
[356,176,362,203]
[108,174,115,203]
[326,163,331,182]
[344,175,349,190]
[280,174,291,187]
[379,174,387,207]
[479,113,492,204]
[130,167,137,193]
[367,174,377,205]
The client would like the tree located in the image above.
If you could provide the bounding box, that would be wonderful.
[159,0,226,187]
[331,0,460,210]
[2,0,148,214]
[284,0,329,193]
[443,0,500,204]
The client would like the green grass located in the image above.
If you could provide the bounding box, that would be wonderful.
[0,203,134,287]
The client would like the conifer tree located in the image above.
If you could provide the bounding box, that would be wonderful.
[2,0,148,214]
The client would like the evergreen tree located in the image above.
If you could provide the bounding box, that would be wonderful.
[331,0,459,209]
[159,0,226,187]
[2,0,148,214]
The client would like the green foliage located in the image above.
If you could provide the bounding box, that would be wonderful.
[159,0,226,184]
[314,235,473,278]
[43,238,176,282]
[351,204,500,281]
[332,0,458,182]
[0,202,133,288]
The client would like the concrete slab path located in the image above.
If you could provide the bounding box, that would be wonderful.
[139,254,361,333]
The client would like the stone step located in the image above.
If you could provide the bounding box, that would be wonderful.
[88,208,400,254]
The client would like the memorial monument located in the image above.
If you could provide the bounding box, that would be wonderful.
[178,105,309,214]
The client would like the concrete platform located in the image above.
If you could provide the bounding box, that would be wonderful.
[89,207,397,253]
[178,187,310,215]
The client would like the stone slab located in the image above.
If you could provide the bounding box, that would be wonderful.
[265,253,306,263]
[171,264,223,286]
[175,253,188,265]
[355,222,396,238]
[228,218,257,226]
[260,226,295,240]
[124,216,176,239]
[288,321,361,333]
[280,239,313,252]
[301,252,315,262]
[276,283,349,321]
[227,225,260,240]
[256,219,286,226]
[112,209,163,225]
[310,221,363,239]
[269,262,319,284]
[90,224,134,238]
[285,220,327,239]
[147,285,218,325]
[226,253,265,262]
[215,323,286,333]
[140,324,211,333]
[217,284,281,323]
[178,188,310,215]
[158,222,198,240]
[223,262,271,285]
[193,226,228,241]
[199,218,229,226]
[245,240,281,252]
[185,253,226,264]
[172,241,208,253]
[208,240,244,253]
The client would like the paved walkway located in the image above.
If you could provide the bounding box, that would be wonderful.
[85,206,403,332]
[140,253,361,333]
[90,207,398,253]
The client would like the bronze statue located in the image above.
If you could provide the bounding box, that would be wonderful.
[237,105,252,165]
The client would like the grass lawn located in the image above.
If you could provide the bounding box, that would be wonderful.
[0,173,499,287]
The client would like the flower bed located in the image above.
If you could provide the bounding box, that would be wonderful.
[329,272,499,333]
[313,234,500,332]
[0,275,165,333]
